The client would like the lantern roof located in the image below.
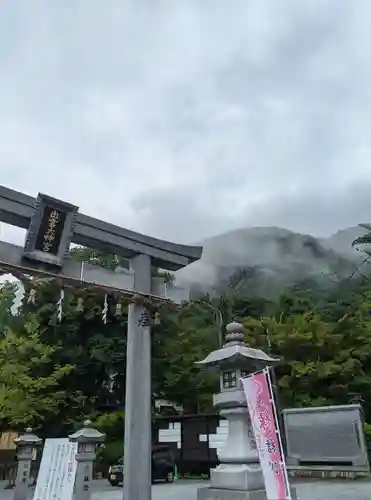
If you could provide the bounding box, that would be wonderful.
[14,428,42,447]
[195,321,280,370]
[68,420,105,443]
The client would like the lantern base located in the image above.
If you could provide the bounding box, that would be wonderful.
[211,463,264,491]
[198,486,297,500]
[198,486,268,500]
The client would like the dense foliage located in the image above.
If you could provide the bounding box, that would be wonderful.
[0,314,74,427]
[2,246,371,462]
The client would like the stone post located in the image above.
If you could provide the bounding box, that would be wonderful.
[196,322,285,500]
[69,420,105,500]
[13,428,42,500]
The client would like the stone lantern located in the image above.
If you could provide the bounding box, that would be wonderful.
[13,428,42,500]
[196,321,279,500]
[69,420,105,500]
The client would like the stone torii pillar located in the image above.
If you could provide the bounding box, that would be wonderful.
[123,254,152,500]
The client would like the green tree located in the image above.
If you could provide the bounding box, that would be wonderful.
[20,278,128,436]
[0,281,19,335]
[70,246,128,271]
[152,305,218,413]
[243,288,371,421]
[352,224,371,256]
[0,314,74,428]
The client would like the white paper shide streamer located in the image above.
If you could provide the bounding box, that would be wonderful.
[102,294,108,324]
[57,288,65,322]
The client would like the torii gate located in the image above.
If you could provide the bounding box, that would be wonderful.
[0,185,202,500]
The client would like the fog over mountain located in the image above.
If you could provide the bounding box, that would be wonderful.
[1,224,369,303]
[175,225,370,297]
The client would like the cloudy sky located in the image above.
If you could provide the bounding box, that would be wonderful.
[1,0,371,246]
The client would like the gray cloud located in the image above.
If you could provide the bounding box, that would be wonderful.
[1,0,371,247]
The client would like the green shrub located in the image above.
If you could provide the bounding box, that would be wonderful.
[96,439,124,468]
[364,423,371,458]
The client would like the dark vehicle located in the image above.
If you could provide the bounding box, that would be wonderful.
[108,445,176,487]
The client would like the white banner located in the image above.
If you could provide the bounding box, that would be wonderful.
[33,438,77,500]
[241,369,291,500]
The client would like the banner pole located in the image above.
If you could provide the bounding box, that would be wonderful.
[265,368,292,500]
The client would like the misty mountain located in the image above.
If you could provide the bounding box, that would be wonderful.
[176,226,370,298]
[319,226,368,260]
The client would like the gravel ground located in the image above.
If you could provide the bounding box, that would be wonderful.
[2,479,371,499]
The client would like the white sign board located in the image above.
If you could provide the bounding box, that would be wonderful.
[33,438,77,500]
